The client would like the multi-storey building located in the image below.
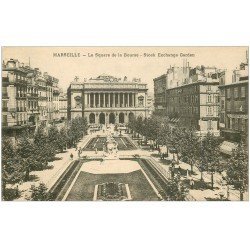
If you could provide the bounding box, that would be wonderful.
[2,59,32,136]
[2,59,62,137]
[166,63,190,89]
[165,81,220,135]
[26,69,39,126]
[154,62,190,113]
[155,65,224,135]
[36,70,48,125]
[219,58,248,142]
[59,91,68,120]
[153,74,167,111]
[43,72,57,122]
[67,74,149,124]
[53,82,60,122]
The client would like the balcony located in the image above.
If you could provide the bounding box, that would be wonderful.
[16,94,27,99]
[16,107,27,112]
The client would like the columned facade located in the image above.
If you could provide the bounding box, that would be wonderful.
[84,92,138,109]
[67,74,149,124]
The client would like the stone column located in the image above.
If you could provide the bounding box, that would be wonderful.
[118,93,120,107]
[113,93,115,107]
[93,93,96,107]
[98,93,101,107]
[132,93,134,107]
[84,93,87,107]
[128,93,130,107]
[88,93,90,107]
[122,93,124,107]
[108,93,110,107]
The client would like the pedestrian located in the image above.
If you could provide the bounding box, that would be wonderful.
[70,153,73,160]
[190,178,194,189]
[158,147,161,156]
[15,185,19,197]
[95,147,98,154]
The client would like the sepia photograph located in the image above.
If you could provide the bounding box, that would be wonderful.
[1,46,249,201]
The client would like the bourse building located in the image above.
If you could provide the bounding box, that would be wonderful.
[67,74,149,124]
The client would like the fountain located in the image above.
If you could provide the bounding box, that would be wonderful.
[103,134,119,160]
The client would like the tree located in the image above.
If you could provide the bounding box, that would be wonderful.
[2,137,25,199]
[179,129,200,173]
[16,131,36,181]
[48,124,60,151]
[194,133,222,188]
[226,143,248,201]
[200,133,222,190]
[135,116,144,138]
[164,177,188,201]
[29,183,49,201]
[67,117,88,147]
[34,125,56,163]
[57,126,68,152]
[34,124,47,145]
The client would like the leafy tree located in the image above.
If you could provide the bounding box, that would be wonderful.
[194,133,223,189]
[48,124,60,150]
[179,129,200,173]
[2,157,25,200]
[34,124,47,145]
[29,183,49,201]
[164,177,188,201]
[2,136,15,166]
[226,143,248,201]
[16,131,36,181]
[34,125,56,163]
[57,126,68,152]
[135,116,144,138]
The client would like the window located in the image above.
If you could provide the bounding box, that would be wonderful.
[221,100,225,110]
[207,106,212,115]
[207,94,212,103]
[234,87,238,98]
[226,88,231,99]
[241,86,246,98]
[216,95,220,103]
[226,101,231,111]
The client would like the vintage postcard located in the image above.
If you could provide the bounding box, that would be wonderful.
[1,46,248,201]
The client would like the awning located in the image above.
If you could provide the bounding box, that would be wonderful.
[219,141,238,156]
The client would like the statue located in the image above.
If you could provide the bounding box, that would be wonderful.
[102,134,118,159]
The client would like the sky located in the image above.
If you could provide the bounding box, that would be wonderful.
[2,47,248,95]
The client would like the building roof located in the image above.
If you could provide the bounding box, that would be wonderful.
[165,80,219,91]
[218,80,248,88]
